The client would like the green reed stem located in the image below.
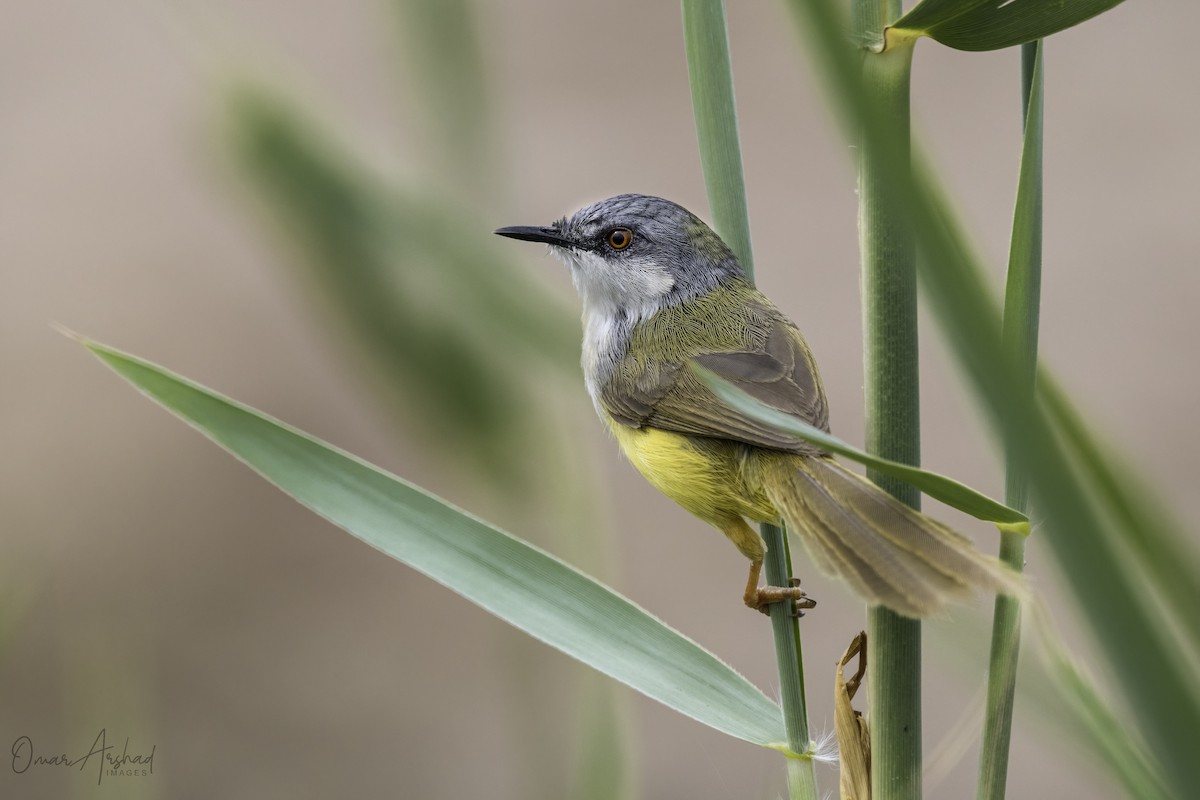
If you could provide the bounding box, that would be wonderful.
[682,0,755,277]
[852,2,922,798]
[682,2,815,796]
[977,40,1044,800]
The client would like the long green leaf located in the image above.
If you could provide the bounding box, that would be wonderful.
[1026,603,1172,800]
[890,0,1127,52]
[692,365,1027,528]
[1001,41,1046,425]
[1041,378,1200,660]
[81,338,787,750]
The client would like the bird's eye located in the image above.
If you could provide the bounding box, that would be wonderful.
[606,227,633,250]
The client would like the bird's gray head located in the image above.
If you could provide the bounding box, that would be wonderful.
[494,194,746,319]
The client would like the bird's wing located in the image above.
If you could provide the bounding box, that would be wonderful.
[600,315,830,454]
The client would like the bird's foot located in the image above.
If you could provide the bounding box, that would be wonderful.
[747,578,817,618]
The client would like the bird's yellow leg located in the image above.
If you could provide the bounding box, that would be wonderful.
[721,516,817,617]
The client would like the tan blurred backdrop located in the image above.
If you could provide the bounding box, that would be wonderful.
[2,1,1196,798]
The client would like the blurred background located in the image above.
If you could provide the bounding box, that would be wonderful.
[2,0,1196,798]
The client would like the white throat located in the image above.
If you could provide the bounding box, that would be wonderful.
[552,247,675,412]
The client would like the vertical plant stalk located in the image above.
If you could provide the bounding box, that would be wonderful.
[977,40,1044,800]
[853,2,922,798]
[682,0,755,276]
[682,2,816,797]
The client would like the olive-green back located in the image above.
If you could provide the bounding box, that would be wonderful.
[600,278,830,454]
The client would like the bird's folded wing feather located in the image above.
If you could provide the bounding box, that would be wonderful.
[600,316,829,454]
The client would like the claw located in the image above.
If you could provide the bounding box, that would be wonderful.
[791,594,818,618]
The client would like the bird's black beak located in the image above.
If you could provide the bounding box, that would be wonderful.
[493,225,572,248]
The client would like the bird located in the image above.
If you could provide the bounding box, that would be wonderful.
[495,194,1019,618]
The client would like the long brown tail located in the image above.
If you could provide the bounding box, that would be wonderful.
[759,454,1024,618]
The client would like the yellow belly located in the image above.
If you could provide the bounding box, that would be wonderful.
[606,419,776,524]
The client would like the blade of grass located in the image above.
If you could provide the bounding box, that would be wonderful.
[80,337,789,750]
[682,3,817,797]
[977,39,1043,800]
[691,365,1027,528]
